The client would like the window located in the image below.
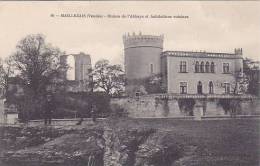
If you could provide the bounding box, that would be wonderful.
[150,64,154,74]
[210,62,215,73]
[205,62,210,73]
[223,63,229,73]
[195,61,199,73]
[180,82,187,94]
[209,81,214,94]
[224,83,230,94]
[200,62,204,73]
[197,81,203,94]
[180,61,187,73]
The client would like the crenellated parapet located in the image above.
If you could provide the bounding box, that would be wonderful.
[123,32,164,49]
[162,48,243,59]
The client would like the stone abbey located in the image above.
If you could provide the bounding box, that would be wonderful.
[113,32,260,118]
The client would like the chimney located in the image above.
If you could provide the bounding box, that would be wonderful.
[234,48,243,55]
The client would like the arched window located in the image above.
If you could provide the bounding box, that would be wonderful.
[197,81,203,94]
[205,62,210,73]
[211,62,215,73]
[209,81,214,94]
[200,62,204,73]
[195,61,199,73]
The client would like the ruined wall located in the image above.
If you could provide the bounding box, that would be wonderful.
[73,53,92,81]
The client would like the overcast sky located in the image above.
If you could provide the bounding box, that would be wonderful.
[0,1,259,66]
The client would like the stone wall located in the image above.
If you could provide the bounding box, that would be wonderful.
[111,96,185,118]
[28,118,106,126]
[111,96,260,118]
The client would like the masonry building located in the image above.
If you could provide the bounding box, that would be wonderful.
[161,49,243,95]
[61,52,92,92]
[123,33,244,96]
[117,32,259,118]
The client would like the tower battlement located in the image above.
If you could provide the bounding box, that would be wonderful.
[123,32,164,49]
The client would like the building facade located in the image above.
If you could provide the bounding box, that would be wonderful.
[161,49,243,94]
[123,33,244,96]
[120,33,258,118]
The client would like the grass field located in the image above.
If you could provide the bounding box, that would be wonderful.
[1,118,259,166]
[111,118,260,166]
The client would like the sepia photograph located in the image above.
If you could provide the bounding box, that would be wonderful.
[0,1,259,166]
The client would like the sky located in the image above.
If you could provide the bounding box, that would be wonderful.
[0,1,260,67]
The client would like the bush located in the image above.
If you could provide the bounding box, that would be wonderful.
[177,99,195,116]
[217,99,242,117]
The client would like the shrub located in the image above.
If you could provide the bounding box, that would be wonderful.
[177,99,195,116]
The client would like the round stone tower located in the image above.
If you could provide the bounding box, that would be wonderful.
[123,32,164,95]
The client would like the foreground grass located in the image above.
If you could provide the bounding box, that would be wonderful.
[109,118,260,166]
[1,118,259,166]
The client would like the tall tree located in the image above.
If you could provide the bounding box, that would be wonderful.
[243,58,260,96]
[10,34,68,97]
[92,59,125,96]
[8,34,68,121]
[0,57,14,97]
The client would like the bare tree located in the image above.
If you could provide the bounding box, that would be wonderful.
[92,59,125,96]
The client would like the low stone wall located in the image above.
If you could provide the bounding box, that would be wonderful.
[111,95,260,118]
[28,118,106,126]
[111,97,184,118]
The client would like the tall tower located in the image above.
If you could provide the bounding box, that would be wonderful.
[60,55,68,80]
[73,52,92,81]
[123,32,164,95]
[234,48,243,73]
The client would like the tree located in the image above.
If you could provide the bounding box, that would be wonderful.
[92,59,125,96]
[9,34,68,121]
[218,98,241,117]
[144,74,165,94]
[230,71,249,95]
[243,58,260,96]
[10,34,68,97]
[0,57,14,97]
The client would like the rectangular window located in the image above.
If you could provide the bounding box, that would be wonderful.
[223,63,230,73]
[224,83,230,94]
[180,82,187,94]
[180,61,187,73]
[150,64,154,74]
